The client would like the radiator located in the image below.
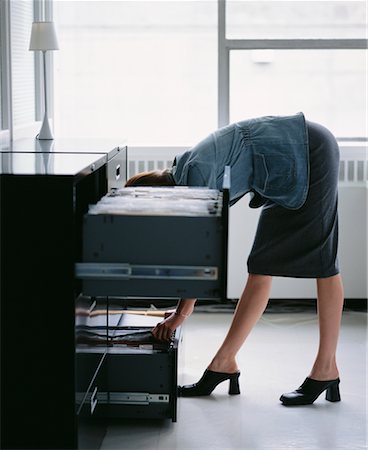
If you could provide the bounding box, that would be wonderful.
[129,144,368,300]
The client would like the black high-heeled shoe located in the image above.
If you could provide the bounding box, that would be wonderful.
[178,369,241,397]
[280,377,341,406]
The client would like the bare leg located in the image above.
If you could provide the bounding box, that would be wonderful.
[309,273,344,380]
[208,274,272,373]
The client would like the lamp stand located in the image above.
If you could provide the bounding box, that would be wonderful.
[37,50,53,140]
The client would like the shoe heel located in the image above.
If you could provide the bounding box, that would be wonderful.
[326,382,341,402]
[228,373,240,395]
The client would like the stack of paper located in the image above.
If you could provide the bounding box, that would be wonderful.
[88,186,222,216]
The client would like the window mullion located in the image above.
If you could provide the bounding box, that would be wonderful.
[32,0,55,128]
[45,0,55,131]
[225,38,368,50]
[34,0,44,122]
[218,0,229,128]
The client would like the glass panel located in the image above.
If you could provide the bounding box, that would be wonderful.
[230,49,367,138]
[54,1,217,146]
[226,1,366,39]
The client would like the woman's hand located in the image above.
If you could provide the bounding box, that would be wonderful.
[151,312,186,342]
[152,298,196,341]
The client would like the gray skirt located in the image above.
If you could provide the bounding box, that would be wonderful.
[247,121,340,278]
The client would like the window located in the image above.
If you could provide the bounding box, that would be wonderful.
[0,0,46,142]
[230,49,366,136]
[10,0,36,130]
[53,1,217,145]
[220,0,367,138]
[226,1,366,40]
[4,0,364,144]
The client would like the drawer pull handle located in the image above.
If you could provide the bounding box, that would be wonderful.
[91,386,98,414]
[88,299,97,314]
[115,164,121,180]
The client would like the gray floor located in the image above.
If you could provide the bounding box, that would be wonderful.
[101,310,367,450]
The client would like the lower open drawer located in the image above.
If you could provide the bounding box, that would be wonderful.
[95,313,181,422]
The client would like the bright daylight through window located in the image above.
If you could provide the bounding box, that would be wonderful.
[54,1,217,145]
[53,0,367,145]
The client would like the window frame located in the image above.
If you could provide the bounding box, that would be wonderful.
[218,0,368,138]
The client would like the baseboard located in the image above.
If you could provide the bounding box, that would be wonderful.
[120,298,367,312]
[264,298,367,312]
[342,298,367,311]
[197,298,367,312]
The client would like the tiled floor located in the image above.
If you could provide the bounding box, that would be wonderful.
[101,309,367,450]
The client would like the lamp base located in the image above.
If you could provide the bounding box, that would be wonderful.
[37,114,54,140]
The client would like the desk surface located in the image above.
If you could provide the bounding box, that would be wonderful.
[0,151,106,176]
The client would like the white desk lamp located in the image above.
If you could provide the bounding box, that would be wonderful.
[29,21,59,140]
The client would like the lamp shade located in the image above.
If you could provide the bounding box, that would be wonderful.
[29,21,59,51]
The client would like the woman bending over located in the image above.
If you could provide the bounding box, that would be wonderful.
[125,113,344,406]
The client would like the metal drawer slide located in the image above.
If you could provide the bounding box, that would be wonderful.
[76,263,218,281]
[108,392,170,406]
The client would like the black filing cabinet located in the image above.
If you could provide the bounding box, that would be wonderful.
[0,141,127,450]
[0,140,229,449]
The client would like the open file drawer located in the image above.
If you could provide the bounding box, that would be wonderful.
[76,179,230,300]
[103,318,181,422]
[89,310,182,422]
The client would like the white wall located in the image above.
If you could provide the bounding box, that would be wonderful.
[227,185,367,300]
[128,144,368,301]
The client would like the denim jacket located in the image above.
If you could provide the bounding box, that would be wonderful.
[171,112,309,209]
